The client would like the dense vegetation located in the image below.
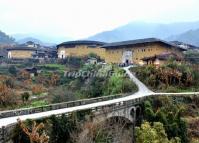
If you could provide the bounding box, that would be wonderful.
[13,109,135,143]
[185,51,199,64]
[130,59,199,143]
[1,56,199,143]
[135,95,199,143]
[130,60,199,92]
[0,57,137,110]
[136,122,181,143]
[13,95,199,143]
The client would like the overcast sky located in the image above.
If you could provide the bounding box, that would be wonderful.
[0,0,199,39]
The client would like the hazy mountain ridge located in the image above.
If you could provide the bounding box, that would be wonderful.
[17,37,43,45]
[1,21,199,47]
[87,21,199,45]
[12,33,73,46]
[167,29,199,47]
[0,31,15,44]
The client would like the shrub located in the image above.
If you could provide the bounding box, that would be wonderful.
[49,87,76,103]
[50,115,77,143]
[49,73,60,86]
[135,122,181,143]
[143,98,188,143]
[0,83,16,106]
[8,65,17,75]
[4,77,15,88]
[17,70,30,81]
[32,85,44,95]
[17,119,49,143]
[106,72,137,95]
[21,92,30,103]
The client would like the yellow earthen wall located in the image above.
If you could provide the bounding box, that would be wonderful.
[9,50,34,59]
[58,43,183,65]
[58,45,106,59]
[104,43,183,64]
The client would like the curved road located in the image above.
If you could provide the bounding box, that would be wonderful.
[0,66,198,128]
[123,66,153,94]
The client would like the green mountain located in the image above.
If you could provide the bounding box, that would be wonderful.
[0,30,15,44]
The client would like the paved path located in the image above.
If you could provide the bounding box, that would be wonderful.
[0,66,198,128]
[123,66,153,94]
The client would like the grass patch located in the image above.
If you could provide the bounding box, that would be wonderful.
[21,100,48,108]
[37,64,66,71]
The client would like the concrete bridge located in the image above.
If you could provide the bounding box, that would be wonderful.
[0,66,199,142]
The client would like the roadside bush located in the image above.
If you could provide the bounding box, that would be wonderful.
[105,70,137,95]
[49,86,76,103]
[131,62,199,91]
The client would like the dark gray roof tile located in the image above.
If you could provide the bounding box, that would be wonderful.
[101,38,186,51]
[7,46,37,51]
[57,40,106,48]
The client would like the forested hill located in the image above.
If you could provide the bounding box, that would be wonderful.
[0,30,15,44]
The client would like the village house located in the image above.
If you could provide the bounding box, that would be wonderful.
[57,38,186,65]
[101,38,185,65]
[7,46,37,59]
[171,41,199,51]
[7,41,57,59]
[57,40,106,59]
[24,67,38,77]
[142,53,183,66]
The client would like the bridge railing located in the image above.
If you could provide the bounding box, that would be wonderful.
[0,95,145,143]
[0,93,131,119]
[0,93,199,142]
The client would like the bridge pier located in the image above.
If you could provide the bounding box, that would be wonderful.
[91,104,142,143]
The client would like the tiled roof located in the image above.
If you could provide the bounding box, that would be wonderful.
[7,46,37,51]
[171,41,199,49]
[142,53,182,61]
[101,38,186,51]
[57,40,106,48]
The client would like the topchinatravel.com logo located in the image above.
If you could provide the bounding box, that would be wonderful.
[64,70,127,78]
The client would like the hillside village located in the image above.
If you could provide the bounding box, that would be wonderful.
[0,28,199,143]
[1,0,199,142]
[1,37,199,65]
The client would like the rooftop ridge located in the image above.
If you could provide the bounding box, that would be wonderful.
[57,40,107,48]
